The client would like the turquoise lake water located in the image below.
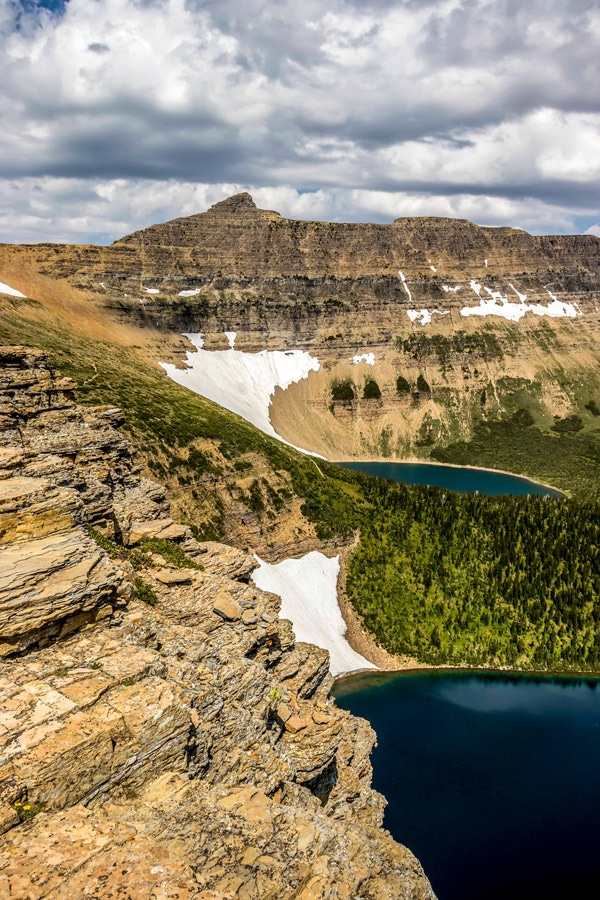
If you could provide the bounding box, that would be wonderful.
[340,460,562,497]
[333,671,600,899]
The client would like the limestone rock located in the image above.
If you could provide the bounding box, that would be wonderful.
[0,527,124,655]
[0,347,435,898]
[155,567,195,585]
[212,594,241,621]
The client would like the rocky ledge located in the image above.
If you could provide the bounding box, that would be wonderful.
[0,346,434,899]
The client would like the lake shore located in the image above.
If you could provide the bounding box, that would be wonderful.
[332,456,567,497]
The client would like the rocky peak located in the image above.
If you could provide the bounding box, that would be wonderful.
[209,192,260,215]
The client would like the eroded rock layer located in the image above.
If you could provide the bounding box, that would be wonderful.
[0,347,435,900]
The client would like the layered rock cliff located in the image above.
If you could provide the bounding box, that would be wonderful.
[3,193,600,475]
[0,347,434,899]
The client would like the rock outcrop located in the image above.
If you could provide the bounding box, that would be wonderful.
[0,347,435,899]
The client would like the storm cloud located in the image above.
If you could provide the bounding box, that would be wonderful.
[1,0,599,242]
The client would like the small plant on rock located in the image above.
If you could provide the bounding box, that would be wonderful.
[14,801,44,822]
[134,578,158,606]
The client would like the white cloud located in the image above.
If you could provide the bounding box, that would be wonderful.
[0,0,598,241]
[0,177,591,244]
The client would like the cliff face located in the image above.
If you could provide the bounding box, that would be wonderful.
[0,347,435,899]
[9,192,600,337]
[4,193,600,470]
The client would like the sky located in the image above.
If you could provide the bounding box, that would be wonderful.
[1,0,599,244]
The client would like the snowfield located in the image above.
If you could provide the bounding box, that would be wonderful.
[251,551,376,676]
[352,352,375,365]
[407,308,450,325]
[161,333,323,455]
[0,280,26,298]
[462,281,580,322]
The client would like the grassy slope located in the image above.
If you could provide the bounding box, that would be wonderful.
[0,296,363,544]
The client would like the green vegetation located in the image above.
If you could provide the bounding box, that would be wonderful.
[346,476,600,671]
[363,378,381,400]
[137,537,203,570]
[134,578,158,606]
[432,418,600,498]
[398,330,503,364]
[331,378,355,402]
[585,400,600,417]
[416,374,431,394]
[552,414,584,434]
[87,529,201,570]
[396,374,411,394]
[14,801,44,822]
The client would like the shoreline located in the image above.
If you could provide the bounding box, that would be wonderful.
[331,456,567,497]
[332,663,600,686]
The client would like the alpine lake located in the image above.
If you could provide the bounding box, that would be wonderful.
[333,462,598,899]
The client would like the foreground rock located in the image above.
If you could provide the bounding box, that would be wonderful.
[0,347,435,899]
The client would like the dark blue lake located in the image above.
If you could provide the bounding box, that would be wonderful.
[333,671,600,900]
[340,460,562,497]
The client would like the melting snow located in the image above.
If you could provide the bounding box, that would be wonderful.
[178,288,201,297]
[0,281,26,298]
[145,288,160,295]
[442,285,461,293]
[407,309,450,326]
[398,270,412,303]
[224,331,236,349]
[161,333,323,456]
[462,282,581,323]
[509,284,527,303]
[251,552,376,676]
[352,353,375,366]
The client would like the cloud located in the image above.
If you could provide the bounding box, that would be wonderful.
[0,0,598,241]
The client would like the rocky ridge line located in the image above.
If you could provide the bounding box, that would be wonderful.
[0,346,435,899]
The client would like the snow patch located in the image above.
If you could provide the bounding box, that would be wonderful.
[251,552,376,676]
[442,284,461,293]
[407,309,450,326]
[178,288,201,297]
[352,352,375,366]
[470,280,483,298]
[99,282,106,290]
[398,270,412,303]
[161,333,323,457]
[429,265,437,272]
[0,281,26,298]
[509,284,527,303]
[224,331,236,349]
[485,259,488,268]
[461,285,581,323]
[145,288,160,295]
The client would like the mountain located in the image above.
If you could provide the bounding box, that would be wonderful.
[2,193,600,486]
